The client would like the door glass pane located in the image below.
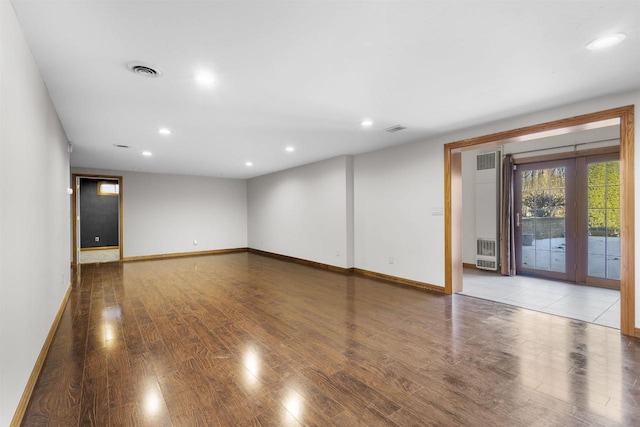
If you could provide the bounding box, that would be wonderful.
[587,161,620,279]
[520,167,566,273]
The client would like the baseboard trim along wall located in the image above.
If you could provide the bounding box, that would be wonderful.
[462,262,479,270]
[249,248,444,294]
[123,247,248,262]
[352,268,445,294]
[248,248,351,273]
[11,282,72,427]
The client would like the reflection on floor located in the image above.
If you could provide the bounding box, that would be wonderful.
[460,268,620,329]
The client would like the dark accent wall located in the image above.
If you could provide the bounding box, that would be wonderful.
[79,178,119,248]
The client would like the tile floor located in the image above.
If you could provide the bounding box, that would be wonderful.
[460,268,620,329]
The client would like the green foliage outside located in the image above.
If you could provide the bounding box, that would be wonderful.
[520,161,620,238]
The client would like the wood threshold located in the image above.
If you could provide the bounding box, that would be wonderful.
[123,247,248,262]
[10,282,72,427]
[463,263,479,270]
[80,246,119,252]
[444,105,635,337]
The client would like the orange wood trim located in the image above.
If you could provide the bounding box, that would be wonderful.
[248,248,351,273]
[513,146,620,165]
[124,247,248,262]
[352,268,445,294]
[80,246,119,252]
[463,263,479,270]
[445,107,626,151]
[443,105,635,336]
[619,106,635,337]
[444,150,462,295]
[248,249,443,293]
[10,282,72,427]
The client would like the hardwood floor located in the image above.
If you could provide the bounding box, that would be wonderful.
[22,253,640,426]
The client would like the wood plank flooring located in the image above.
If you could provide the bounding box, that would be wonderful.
[22,253,640,426]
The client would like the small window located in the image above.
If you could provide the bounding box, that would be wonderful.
[98,181,119,196]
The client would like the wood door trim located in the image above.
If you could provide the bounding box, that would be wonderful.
[72,174,123,265]
[444,105,635,336]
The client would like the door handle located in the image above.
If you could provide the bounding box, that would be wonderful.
[516,213,520,227]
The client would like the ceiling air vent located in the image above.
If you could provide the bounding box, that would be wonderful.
[127,62,162,77]
[385,125,406,133]
[113,144,131,148]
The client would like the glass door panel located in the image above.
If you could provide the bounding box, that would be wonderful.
[586,160,620,281]
[515,160,575,281]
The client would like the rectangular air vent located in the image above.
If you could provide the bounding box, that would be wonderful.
[385,125,406,133]
[476,152,497,170]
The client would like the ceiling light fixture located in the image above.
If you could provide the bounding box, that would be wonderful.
[285,146,295,152]
[158,128,172,135]
[360,119,373,127]
[245,161,253,167]
[586,33,626,50]
[195,70,215,87]
[142,151,152,156]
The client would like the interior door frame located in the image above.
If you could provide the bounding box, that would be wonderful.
[514,158,577,282]
[72,173,124,265]
[444,105,635,337]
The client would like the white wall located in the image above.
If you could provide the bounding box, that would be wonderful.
[72,168,247,258]
[0,2,71,424]
[354,140,445,285]
[353,90,640,326]
[248,156,352,268]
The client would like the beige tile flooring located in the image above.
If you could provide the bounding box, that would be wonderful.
[79,248,120,264]
[460,268,620,329]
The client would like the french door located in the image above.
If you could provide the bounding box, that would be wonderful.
[514,153,620,288]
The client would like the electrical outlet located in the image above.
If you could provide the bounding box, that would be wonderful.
[389,256,395,264]
[94,236,100,242]
[336,251,340,257]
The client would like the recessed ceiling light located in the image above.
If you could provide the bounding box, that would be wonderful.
[245,161,253,167]
[285,146,295,152]
[360,119,373,127]
[195,70,215,87]
[587,33,626,50]
[158,128,172,135]
[142,151,152,156]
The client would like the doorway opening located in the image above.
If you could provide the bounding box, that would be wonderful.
[72,174,123,265]
[444,105,635,336]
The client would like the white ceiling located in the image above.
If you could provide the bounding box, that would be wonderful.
[11,0,640,179]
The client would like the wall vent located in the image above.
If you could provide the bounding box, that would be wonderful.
[477,152,496,170]
[385,125,406,133]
